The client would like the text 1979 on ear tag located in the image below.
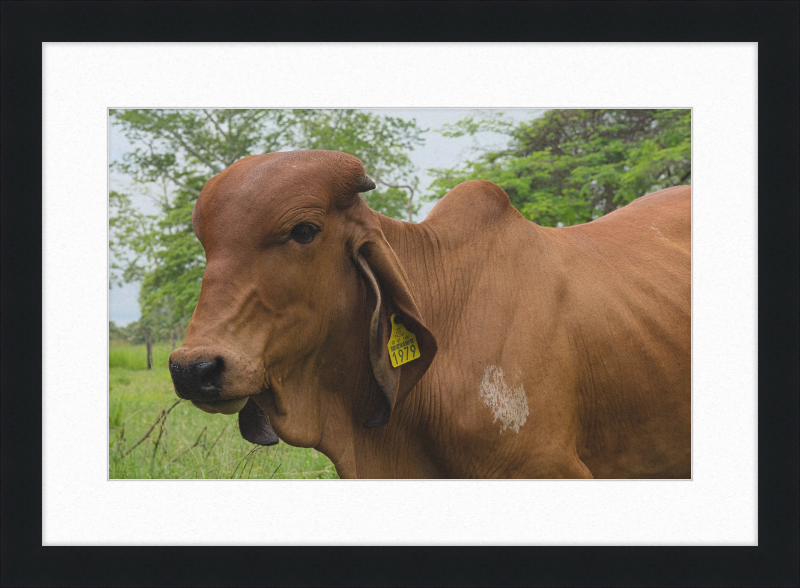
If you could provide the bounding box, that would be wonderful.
[387,314,420,368]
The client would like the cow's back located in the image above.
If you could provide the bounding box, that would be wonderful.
[579,185,691,252]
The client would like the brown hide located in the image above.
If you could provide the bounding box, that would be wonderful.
[170,150,691,479]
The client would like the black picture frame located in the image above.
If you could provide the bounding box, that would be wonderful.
[2,2,797,586]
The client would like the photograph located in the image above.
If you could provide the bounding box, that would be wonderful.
[2,1,792,583]
[109,108,692,480]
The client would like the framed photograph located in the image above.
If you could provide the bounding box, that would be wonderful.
[3,2,797,586]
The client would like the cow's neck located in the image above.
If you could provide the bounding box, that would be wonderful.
[375,215,441,318]
[315,331,445,479]
[315,215,448,479]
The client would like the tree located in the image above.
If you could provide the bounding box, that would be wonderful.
[427,109,691,226]
[110,109,426,345]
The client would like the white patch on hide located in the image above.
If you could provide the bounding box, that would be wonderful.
[479,365,529,434]
[650,224,669,241]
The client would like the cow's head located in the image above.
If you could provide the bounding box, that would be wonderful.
[168,150,437,448]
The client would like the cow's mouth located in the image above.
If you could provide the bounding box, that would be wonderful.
[188,377,275,416]
[191,397,248,415]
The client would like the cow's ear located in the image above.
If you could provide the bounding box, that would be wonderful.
[355,238,438,428]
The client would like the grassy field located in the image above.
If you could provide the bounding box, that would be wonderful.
[109,341,339,479]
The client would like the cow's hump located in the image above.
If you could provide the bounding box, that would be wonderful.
[424,180,520,227]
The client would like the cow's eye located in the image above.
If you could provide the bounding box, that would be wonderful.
[289,223,319,244]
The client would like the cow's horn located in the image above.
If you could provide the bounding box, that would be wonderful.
[353,175,376,194]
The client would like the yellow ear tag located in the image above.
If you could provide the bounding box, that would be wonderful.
[387,314,420,368]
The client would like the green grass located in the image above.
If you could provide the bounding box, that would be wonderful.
[109,343,339,479]
[110,340,176,370]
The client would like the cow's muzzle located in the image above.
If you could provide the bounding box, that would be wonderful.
[170,356,225,401]
[168,351,279,445]
[169,346,265,415]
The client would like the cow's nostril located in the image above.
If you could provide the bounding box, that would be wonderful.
[170,357,225,401]
[195,359,225,392]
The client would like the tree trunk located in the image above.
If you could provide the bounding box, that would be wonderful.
[170,328,177,351]
[144,329,153,370]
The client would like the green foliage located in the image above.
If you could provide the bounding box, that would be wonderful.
[109,189,154,287]
[109,320,131,343]
[365,186,414,222]
[428,109,691,226]
[109,361,338,479]
[111,109,296,187]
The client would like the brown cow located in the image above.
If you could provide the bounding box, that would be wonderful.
[169,150,691,479]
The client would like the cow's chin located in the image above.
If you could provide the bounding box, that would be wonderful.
[191,397,248,415]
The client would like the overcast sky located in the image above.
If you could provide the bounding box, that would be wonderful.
[109,108,545,325]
